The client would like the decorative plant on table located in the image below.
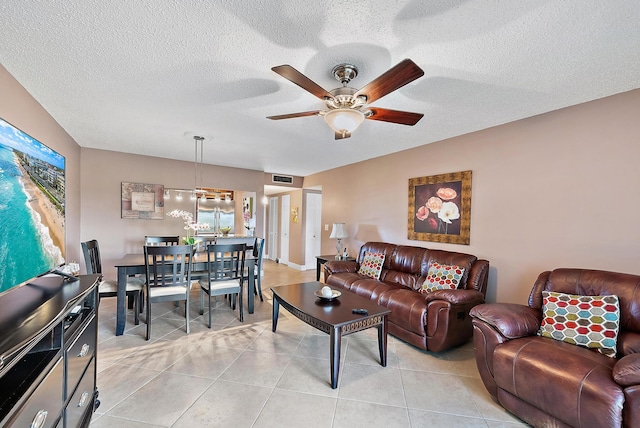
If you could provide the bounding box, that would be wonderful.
[243,209,256,236]
[167,209,209,245]
[243,210,252,232]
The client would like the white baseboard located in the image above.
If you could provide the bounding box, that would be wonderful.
[287,262,304,271]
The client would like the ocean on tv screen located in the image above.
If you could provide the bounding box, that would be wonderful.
[0,118,65,293]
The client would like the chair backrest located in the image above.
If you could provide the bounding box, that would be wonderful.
[252,237,265,268]
[144,244,192,288]
[145,236,180,246]
[193,235,216,250]
[204,243,246,282]
[81,239,102,274]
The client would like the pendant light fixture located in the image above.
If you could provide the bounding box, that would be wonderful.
[165,135,207,202]
[192,135,207,203]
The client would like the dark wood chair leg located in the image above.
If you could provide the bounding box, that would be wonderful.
[133,292,139,325]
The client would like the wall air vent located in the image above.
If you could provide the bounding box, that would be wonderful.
[272,174,293,184]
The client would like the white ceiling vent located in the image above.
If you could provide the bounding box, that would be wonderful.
[272,174,293,184]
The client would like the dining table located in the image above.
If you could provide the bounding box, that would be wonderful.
[113,251,257,336]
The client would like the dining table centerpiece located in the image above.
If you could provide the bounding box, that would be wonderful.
[167,209,209,245]
[243,210,254,236]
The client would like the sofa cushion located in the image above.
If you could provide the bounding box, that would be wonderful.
[377,288,428,336]
[350,279,405,302]
[494,336,623,428]
[528,269,640,333]
[538,291,620,358]
[357,251,385,279]
[420,261,465,293]
[325,271,364,292]
[421,250,476,290]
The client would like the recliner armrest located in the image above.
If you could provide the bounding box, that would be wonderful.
[324,260,358,276]
[425,288,485,306]
[613,353,640,387]
[470,303,541,339]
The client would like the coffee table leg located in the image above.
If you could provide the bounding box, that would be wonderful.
[330,327,341,389]
[378,318,388,367]
[272,297,279,332]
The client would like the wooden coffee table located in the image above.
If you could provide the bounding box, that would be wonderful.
[271,281,391,389]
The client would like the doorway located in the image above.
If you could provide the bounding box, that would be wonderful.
[268,196,278,261]
[304,192,322,270]
[280,194,290,265]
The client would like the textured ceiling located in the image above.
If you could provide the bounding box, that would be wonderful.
[1,1,639,177]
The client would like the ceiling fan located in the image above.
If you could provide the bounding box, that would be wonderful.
[267,59,425,139]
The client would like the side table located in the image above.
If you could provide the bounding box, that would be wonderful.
[316,254,356,281]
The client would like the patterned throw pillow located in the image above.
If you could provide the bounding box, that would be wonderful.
[357,252,385,279]
[420,261,465,293]
[538,291,620,358]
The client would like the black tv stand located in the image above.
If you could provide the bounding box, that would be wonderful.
[0,274,100,427]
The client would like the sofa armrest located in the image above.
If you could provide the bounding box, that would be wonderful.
[469,303,541,339]
[324,260,358,276]
[613,353,640,387]
[425,289,485,306]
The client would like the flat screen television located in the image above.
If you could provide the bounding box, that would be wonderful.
[0,117,65,295]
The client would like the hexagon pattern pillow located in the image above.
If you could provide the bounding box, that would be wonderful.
[420,261,465,293]
[357,252,385,280]
[538,291,620,358]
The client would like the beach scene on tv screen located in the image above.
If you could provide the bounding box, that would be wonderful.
[0,118,65,293]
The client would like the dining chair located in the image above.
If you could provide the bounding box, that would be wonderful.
[246,237,265,302]
[144,236,180,246]
[190,236,217,283]
[199,243,246,327]
[143,244,193,340]
[82,239,144,325]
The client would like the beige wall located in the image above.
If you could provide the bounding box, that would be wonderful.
[288,189,304,266]
[305,89,640,304]
[0,65,83,264]
[80,148,265,278]
[4,62,639,305]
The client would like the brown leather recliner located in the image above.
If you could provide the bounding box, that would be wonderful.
[324,242,489,352]
[470,268,640,428]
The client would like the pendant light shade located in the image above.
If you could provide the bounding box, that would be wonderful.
[324,109,365,135]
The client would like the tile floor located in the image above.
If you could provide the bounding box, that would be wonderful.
[90,260,528,427]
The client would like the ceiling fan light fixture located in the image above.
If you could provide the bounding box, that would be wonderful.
[324,109,365,135]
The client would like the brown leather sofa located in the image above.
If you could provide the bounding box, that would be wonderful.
[470,268,640,428]
[323,242,489,352]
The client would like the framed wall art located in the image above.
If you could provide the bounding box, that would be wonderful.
[408,170,471,245]
[121,181,165,219]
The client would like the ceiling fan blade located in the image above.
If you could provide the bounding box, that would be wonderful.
[272,65,334,100]
[366,107,424,126]
[267,110,322,120]
[354,59,424,103]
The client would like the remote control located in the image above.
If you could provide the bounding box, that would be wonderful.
[352,308,368,315]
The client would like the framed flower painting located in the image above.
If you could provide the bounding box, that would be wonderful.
[408,170,472,245]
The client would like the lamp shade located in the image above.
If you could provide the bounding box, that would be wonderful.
[324,109,365,134]
[330,223,348,239]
